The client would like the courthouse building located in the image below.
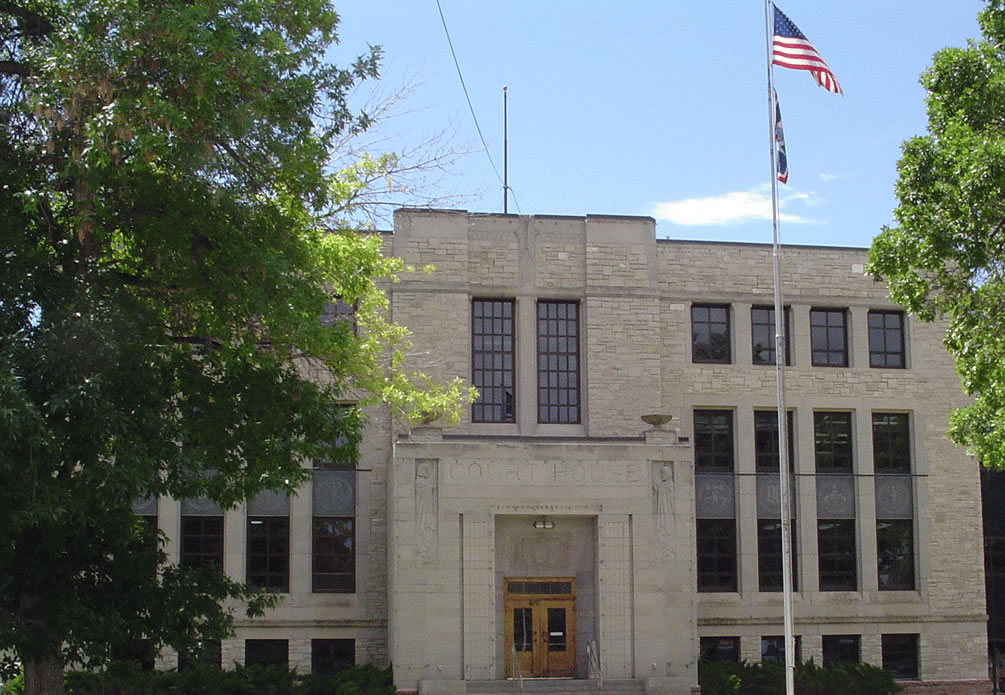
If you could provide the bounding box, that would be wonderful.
[144,209,990,694]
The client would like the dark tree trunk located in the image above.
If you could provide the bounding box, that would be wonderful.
[24,657,66,695]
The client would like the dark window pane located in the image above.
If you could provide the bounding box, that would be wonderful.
[818,520,857,591]
[692,304,731,363]
[472,299,516,423]
[513,608,532,652]
[810,309,848,367]
[547,608,567,651]
[246,517,289,593]
[755,410,795,472]
[321,299,357,333]
[822,635,860,667]
[695,410,734,472]
[877,519,915,590]
[873,413,911,473]
[313,517,355,593]
[312,639,355,676]
[245,639,288,668]
[814,412,853,472]
[882,633,919,679]
[751,306,792,366]
[758,519,798,592]
[537,301,580,423]
[112,639,155,671]
[700,637,740,663]
[697,519,737,592]
[314,404,360,469]
[869,311,906,368]
[761,636,802,664]
[180,516,224,570]
[178,640,222,671]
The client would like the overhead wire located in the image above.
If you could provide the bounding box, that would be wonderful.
[435,0,521,213]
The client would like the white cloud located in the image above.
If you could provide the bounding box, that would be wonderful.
[651,185,821,226]
[820,172,842,182]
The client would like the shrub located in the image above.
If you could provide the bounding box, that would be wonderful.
[1,672,24,695]
[698,659,902,695]
[63,661,394,695]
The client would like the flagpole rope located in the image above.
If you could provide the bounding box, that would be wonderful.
[435,0,522,213]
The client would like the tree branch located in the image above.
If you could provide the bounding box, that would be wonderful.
[0,1,55,38]
[0,59,28,77]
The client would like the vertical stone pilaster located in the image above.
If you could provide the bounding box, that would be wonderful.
[462,511,495,679]
[221,638,242,670]
[289,638,311,673]
[159,496,180,564]
[598,513,632,678]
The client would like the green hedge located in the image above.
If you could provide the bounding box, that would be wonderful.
[57,662,394,695]
[698,659,903,695]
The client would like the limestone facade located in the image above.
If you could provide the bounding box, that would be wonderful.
[152,209,990,695]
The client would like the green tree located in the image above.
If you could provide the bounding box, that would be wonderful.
[868,1,1005,469]
[0,2,472,693]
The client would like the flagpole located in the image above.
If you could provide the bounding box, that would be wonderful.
[763,3,796,695]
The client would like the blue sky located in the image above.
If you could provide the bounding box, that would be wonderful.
[331,1,983,247]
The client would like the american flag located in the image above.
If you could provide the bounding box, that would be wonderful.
[772,3,842,94]
[774,90,788,183]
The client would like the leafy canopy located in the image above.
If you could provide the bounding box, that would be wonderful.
[0,0,472,683]
[868,0,1005,468]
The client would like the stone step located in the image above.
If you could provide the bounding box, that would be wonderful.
[465,679,645,695]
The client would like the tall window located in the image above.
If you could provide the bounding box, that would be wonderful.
[814,411,853,472]
[751,306,791,366]
[882,634,919,680]
[180,516,223,569]
[874,413,915,590]
[869,310,905,368]
[313,406,356,594]
[822,635,860,667]
[692,304,731,363]
[694,410,734,472]
[810,308,848,366]
[756,409,797,592]
[247,517,289,593]
[313,517,355,593]
[472,299,516,423]
[816,411,856,591]
[695,410,736,592]
[818,520,857,590]
[537,300,580,424]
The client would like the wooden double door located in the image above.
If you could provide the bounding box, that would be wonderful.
[503,577,576,678]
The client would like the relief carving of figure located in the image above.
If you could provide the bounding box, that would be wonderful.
[415,460,438,564]
[653,462,675,555]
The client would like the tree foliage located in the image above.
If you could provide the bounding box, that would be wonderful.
[868,0,1005,468]
[0,0,472,691]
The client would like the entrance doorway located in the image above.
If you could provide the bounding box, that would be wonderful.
[503,577,576,678]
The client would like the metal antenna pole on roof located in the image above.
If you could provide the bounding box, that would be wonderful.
[764,2,796,695]
[503,85,509,213]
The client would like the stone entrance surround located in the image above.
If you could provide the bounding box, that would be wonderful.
[389,427,696,695]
